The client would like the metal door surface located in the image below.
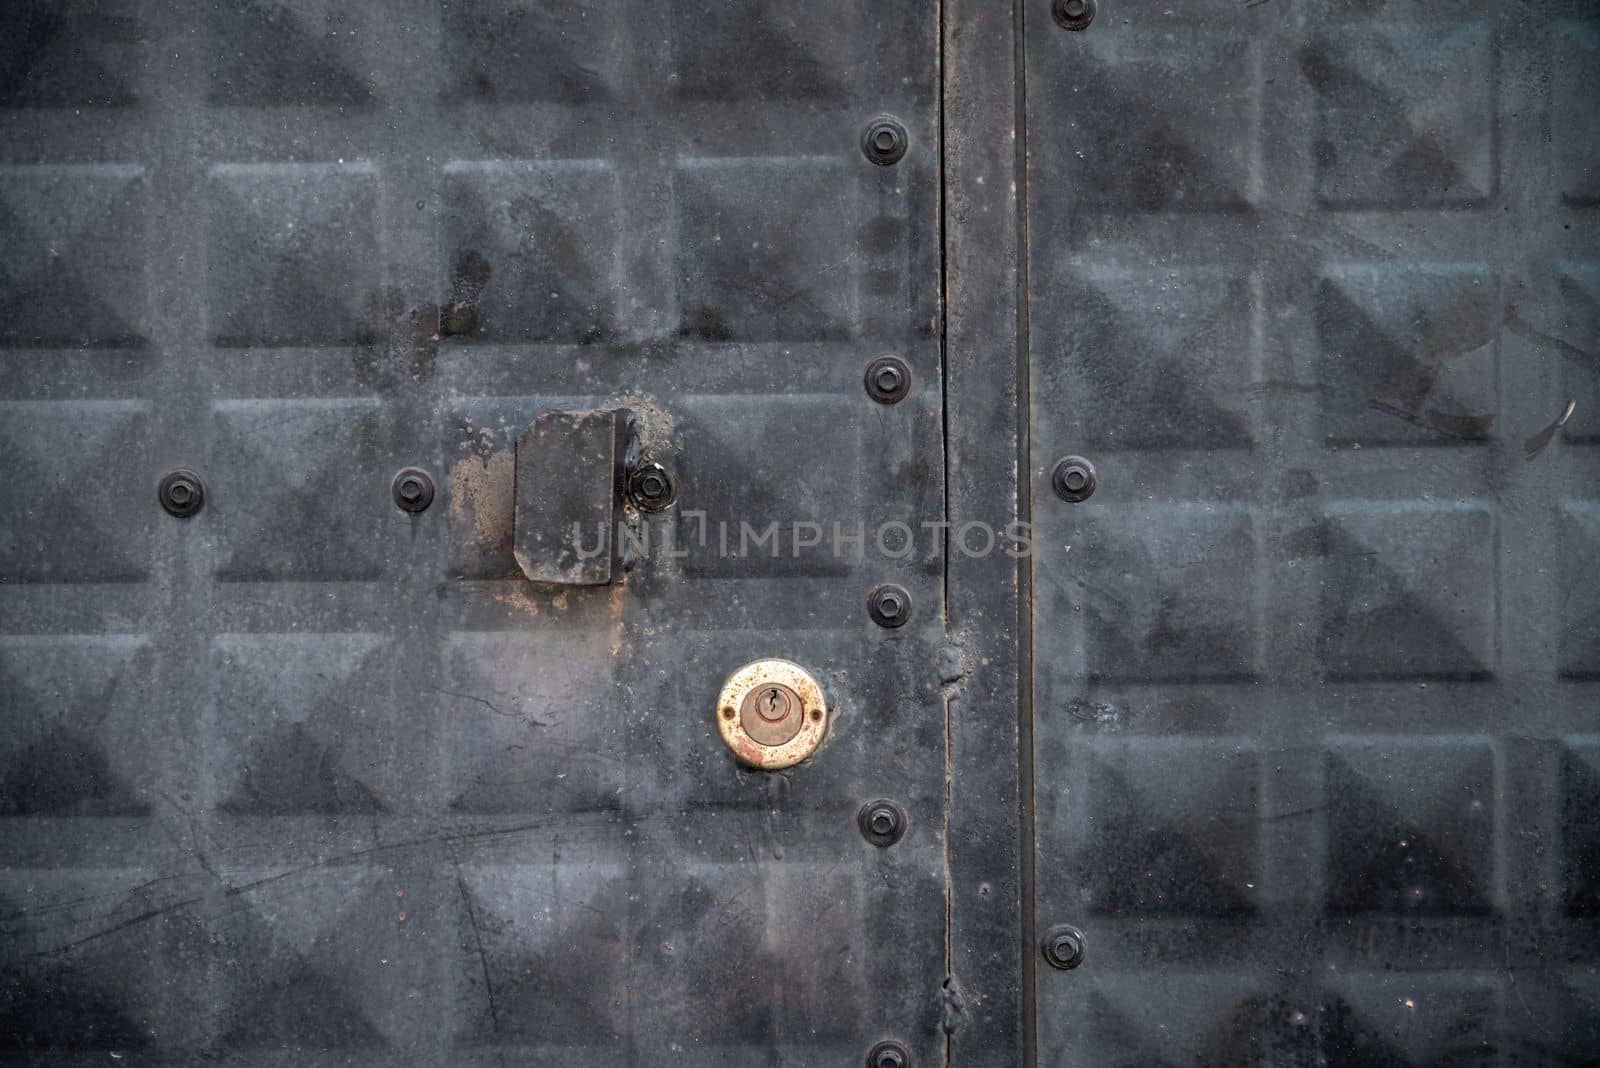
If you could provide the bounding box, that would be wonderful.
[1025,1,1600,1064]
[5,1,1599,1065]
[0,2,961,1063]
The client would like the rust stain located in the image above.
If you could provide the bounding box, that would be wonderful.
[615,389,677,447]
[482,568,627,629]
[449,449,515,562]
[486,582,542,621]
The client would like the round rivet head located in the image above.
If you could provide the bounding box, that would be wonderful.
[862,118,909,166]
[1042,923,1086,970]
[627,460,677,512]
[158,469,205,518]
[858,799,907,848]
[1050,456,1098,503]
[866,1040,913,1068]
[391,468,435,514]
[864,356,912,404]
[1052,0,1096,31]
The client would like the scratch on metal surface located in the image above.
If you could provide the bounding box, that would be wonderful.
[1262,804,1326,822]
[1505,301,1598,369]
[30,897,205,959]
[1366,398,1485,442]
[452,858,502,1038]
[423,685,556,728]
[25,816,630,958]
[1523,399,1577,460]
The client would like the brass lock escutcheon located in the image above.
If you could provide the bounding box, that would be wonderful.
[716,659,828,770]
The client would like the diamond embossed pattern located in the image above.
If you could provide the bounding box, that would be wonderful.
[1029,1,1600,1063]
[0,1,943,1062]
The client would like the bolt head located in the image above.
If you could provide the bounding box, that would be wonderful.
[868,584,913,629]
[861,118,909,166]
[858,799,907,847]
[1042,923,1087,970]
[1052,0,1096,30]
[864,356,912,404]
[628,461,676,511]
[866,1040,912,1068]
[158,469,206,518]
[392,468,435,514]
[1050,455,1098,503]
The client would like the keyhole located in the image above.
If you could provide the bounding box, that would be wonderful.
[757,687,787,722]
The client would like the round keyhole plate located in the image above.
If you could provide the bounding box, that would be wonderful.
[716,659,828,771]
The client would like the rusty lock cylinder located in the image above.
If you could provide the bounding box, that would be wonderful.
[716,659,828,770]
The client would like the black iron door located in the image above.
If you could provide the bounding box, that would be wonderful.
[1026,1,1600,1063]
[0,2,956,1063]
[5,1,1599,1064]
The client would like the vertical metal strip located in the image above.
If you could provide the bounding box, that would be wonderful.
[941,1,1028,1064]
[1013,0,1038,1063]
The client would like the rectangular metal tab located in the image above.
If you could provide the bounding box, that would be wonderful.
[513,408,629,585]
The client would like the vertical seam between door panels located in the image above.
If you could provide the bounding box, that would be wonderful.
[1014,0,1039,1063]
[935,2,956,1065]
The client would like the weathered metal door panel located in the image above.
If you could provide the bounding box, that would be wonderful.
[1027,1,1600,1063]
[8,0,1600,1062]
[0,2,950,1063]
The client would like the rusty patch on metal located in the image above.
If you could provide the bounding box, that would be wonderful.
[716,659,828,771]
[449,448,515,563]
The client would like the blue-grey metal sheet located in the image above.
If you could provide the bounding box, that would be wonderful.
[0,1,947,1063]
[1026,0,1600,1063]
